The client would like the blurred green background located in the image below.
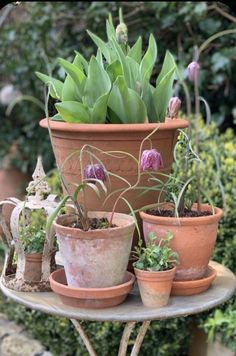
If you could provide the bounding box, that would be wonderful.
[0,2,235,356]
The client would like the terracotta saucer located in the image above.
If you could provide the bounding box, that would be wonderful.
[171,265,217,296]
[49,268,135,309]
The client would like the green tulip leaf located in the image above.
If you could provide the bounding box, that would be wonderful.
[106,60,123,83]
[35,72,63,100]
[61,75,80,101]
[84,56,111,107]
[106,16,116,41]
[74,51,89,74]
[55,101,91,123]
[108,75,146,123]
[87,30,111,63]
[153,66,176,122]
[156,50,176,86]
[140,34,157,84]
[58,58,85,99]
[110,37,134,89]
[90,93,109,123]
[128,36,142,64]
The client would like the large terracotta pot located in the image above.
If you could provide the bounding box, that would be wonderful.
[53,211,135,288]
[140,204,223,281]
[134,266,176,308]
[40,118,189,215]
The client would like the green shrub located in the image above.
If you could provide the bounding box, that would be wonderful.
[0,2,235,173]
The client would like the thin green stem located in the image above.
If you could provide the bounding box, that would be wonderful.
[109,124,161,227]
[197,29,236,59]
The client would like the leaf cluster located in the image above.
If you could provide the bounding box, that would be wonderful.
[133,231,179,271]
[19,209,47,254]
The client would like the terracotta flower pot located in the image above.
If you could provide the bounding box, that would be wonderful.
[53,211,135,288]
[134,266,176,308]
[24,253,43,282]
[140,204,223,281]
[40,118,188,215]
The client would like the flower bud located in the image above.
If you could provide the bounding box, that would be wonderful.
[116,23,128,44]
[141,149,163,171]
[168,96,181,119]
[187,61,200,81]
[84,164,107,184]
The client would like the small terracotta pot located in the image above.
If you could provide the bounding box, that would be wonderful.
[140,204,223,281]
[53,212,135,288]
[134,266,176,308]
[24,253,43,282]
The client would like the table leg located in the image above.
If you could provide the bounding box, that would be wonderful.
[70,319,98,356]
[118,321,136,356]
[130,320,151,356]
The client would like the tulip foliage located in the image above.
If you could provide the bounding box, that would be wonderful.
[36,11,177,124]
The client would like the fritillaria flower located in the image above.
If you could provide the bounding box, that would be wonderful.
[168,96,181,119]
[187,61,200,82]
[141,149,163,171]
[84,164,107,183]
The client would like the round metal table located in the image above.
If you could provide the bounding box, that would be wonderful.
[1,261,235,356]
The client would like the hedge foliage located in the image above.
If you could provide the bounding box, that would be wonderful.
[0,2,236,173]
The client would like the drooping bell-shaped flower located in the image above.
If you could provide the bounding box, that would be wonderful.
[116,22,128,44]
[84,164,107,183]
[187,61,200,82]
[141,149,163,171]
[168,96,181,119]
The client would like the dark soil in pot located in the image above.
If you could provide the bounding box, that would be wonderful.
[59,216,117,230]
[147,208,212,218]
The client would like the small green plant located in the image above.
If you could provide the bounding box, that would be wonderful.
[133,231,179,271]
[20,209,47,254]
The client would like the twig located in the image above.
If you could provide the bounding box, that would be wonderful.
[212,3,236,23]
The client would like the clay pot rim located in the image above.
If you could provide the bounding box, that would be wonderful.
[134,266,176,279]
[54,211,135,236]
[49,269,135,297]
[139,204,223,226]
[40,117,189,133]
[172,265,217,288]
[25,252,43,261]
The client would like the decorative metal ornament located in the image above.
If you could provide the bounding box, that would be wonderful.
[0,156,58,292]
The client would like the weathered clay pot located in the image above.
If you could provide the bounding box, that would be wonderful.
[49,268,135,309]
[134,266,176,308]
[40,118,188,215]
[140,204,223,281]
[53,212,135,288]
[24,253,43,282]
